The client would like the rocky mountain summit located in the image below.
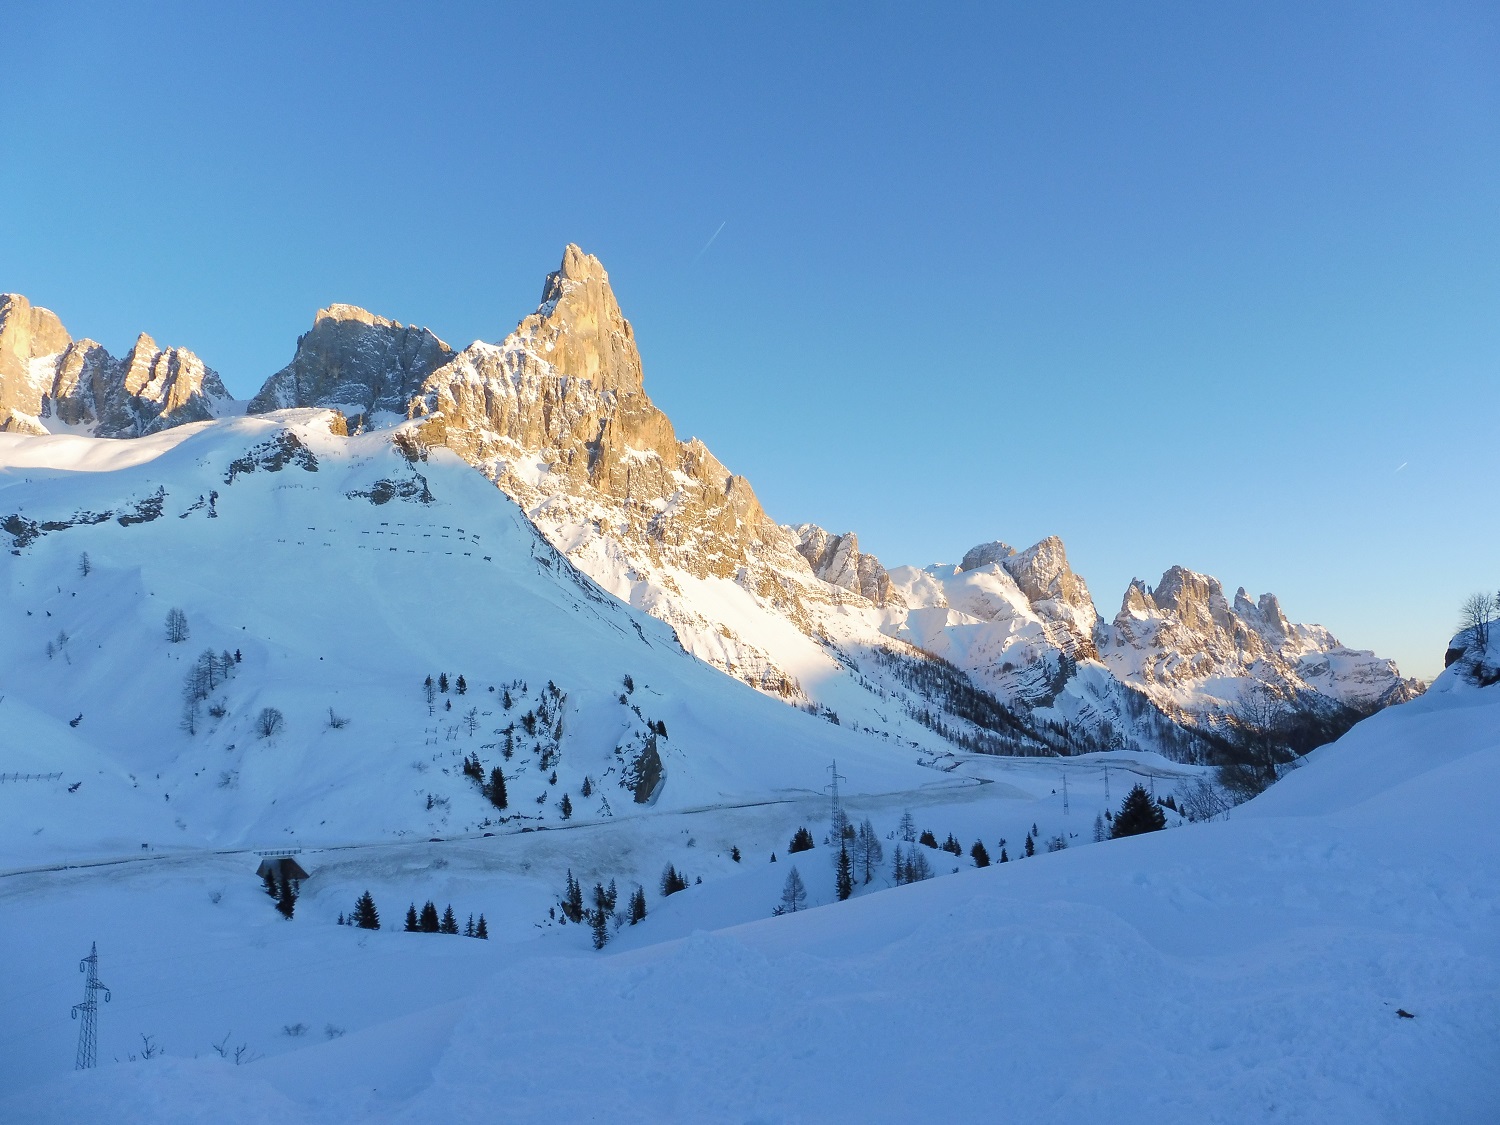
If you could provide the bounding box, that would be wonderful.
[0,250,1421,761]
[0,293,232,437]
[247,304,454,427]
[1105,565,1422,714]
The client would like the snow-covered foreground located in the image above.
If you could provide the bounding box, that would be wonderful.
[3,664,1495,1123]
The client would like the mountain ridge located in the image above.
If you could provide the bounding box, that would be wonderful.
[0,249,1421,761]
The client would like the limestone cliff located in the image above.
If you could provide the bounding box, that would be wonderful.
[0,294,231,436]
[1105,565,1421,712]
[247,305,454,427]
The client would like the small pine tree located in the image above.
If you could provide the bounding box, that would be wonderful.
[78,551,91,577]
[476,914,488,939]
[730,846,741,862]
[581,776,593,798]
[559,793,573,819]
[1094,812,1107,843]
[1024,834,1035,858]
[276,883,297,920]
[836,841,853,901]
[998,846,1009,863]
[404,904,420,932]
[789,827,815,853]
[562,871,584,923]
[352,891,380,930]
[423,675,435,705]
[337,912,345,925]
[420,900,440,932]
[779,866,808,914]
[629,886,647,924]
[455,675,467,695]
[488,767,508,810]
[440,905,459,934]
[943,833,962,856]
[438,673,449,693]
[590,883,611,949]
[898,810,916,843]
[1112,784,1168,838]
[971,840,991,867]
[919,829,938,849]
[660,863,687,896]
[263,870,280,898]
[465,914,475,937]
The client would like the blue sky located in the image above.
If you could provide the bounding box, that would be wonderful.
[4,2,1496,678]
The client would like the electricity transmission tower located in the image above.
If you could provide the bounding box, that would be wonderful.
[1061,771,1070,815]
[71,942,111,1070]
[825,760,848,840]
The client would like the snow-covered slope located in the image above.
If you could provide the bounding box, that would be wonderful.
[1,637,1492,1123]
[0,412,943,864]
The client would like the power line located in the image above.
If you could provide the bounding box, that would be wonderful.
[71,942,110,1070]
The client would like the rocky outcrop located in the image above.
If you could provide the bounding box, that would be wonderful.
[247,305,454,427]
[1105,565,1420,711]
[0,294,232,437]
[795,526,896,606]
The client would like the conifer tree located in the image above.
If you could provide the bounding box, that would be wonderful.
[971,840,991,867]
[562,871,584,922]
[352,891,380,930]
[919,829,938,849]
[488,767,508,810]
[405,904,420,932]
[1024,833,1035,858]
[420,900,440,932]
[629,886,647,924]
[263,870,280,898]
[659,864,687,896]
[465,914,475,937]
[456,675,467,695]
[423,675,435,705]
[337,912,345,925]
[476,914,488,939]
[898,810,917,843]
[731,846,741,862]
[779,866,808,914]
[588,883,612,949]
[1094,812,1107,843]
[440,905,459,934]
[836,841,854,901]
[1111,784,1167,838]
[276,882,297,920]
[998,846,1009,863]
[559,792,573,819]
[854,818,883,884]
[789,826,815,853]
[438,673,449,693]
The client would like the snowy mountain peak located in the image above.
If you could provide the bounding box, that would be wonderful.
[1104,564,1420,714]
[510,243,645,395]
[957,540,1016,572]
[247,303,455,426]
[794,526,897,606]
[0,295,231,437]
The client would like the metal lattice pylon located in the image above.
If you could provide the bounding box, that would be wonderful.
[71,942,110,1070]
[825,760,849,839]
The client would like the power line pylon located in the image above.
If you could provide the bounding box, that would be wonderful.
[825,760,848,839]
[71,941,110,1070]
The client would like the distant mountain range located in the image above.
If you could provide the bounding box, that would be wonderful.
[0,248,1421,767]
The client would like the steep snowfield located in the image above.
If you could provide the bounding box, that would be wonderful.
[0,413,937,865]
[1,647,1493,1122]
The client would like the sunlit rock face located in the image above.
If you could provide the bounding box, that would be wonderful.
[0,294,231,437]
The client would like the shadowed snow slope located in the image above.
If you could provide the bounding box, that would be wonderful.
[2,656,1494,1123]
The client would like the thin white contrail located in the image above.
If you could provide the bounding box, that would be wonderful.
[691,221,727,265]
[1395,462,1408,473]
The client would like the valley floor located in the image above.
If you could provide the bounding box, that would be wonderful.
[2,679,1496,1124]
